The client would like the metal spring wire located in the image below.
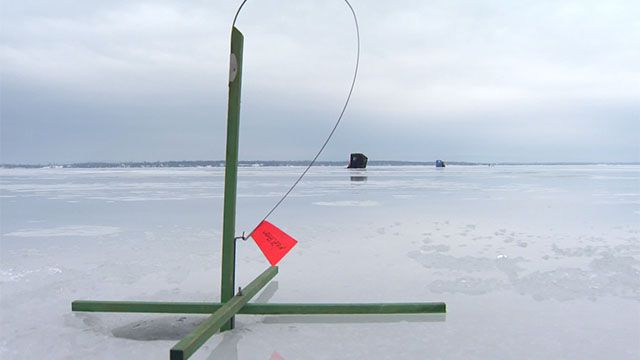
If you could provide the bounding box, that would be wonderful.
[231,0,361,239]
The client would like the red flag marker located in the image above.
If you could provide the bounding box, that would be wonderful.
[251,221,298,266]
[270,351,285,360]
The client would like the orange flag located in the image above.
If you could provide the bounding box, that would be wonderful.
[251,221,298,266]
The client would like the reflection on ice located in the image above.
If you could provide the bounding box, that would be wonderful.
[261,313,446,325]
[206,332,242,360]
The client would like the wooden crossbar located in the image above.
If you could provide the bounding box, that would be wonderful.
[73,300,446,315]
[169,266,277,360]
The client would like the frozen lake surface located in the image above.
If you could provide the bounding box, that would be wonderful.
[1,165,639,359]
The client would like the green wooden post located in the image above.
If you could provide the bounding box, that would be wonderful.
[170,267,278,360]
[220,26,244,332]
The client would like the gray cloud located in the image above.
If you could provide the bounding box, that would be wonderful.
[1,0,639,163]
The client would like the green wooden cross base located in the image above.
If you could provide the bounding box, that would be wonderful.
[72,266,444,360]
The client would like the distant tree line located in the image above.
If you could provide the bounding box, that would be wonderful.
[1,160,636,169]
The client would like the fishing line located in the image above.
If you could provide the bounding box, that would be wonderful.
[231,0,360,238]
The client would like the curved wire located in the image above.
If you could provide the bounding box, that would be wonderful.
[232,0,248,27]
[231,0,360,237]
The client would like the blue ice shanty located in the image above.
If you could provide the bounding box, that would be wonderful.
[435,160,446,168]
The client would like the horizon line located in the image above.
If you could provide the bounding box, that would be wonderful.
[2,160,639,169]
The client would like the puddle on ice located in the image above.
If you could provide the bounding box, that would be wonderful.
[410,243,640,300]
[312,200,380,207]
[3,225,121,237]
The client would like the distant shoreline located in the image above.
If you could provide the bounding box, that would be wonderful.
[1,160,638,169]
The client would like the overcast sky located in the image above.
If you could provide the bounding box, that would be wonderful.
[1,0,639,163]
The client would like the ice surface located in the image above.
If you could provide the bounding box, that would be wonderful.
[1,165,639,359]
